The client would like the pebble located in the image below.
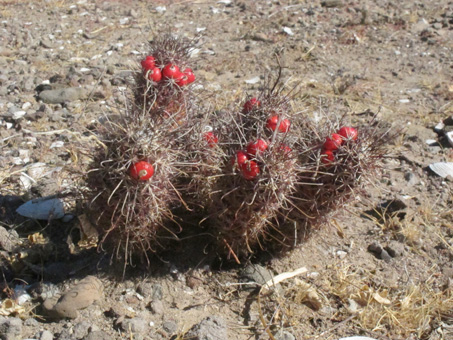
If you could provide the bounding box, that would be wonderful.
[0,317,23,340]
[404,171,418,185]
[0,226,21,252]
[72,321,91,339]
[38,87,88,104]
[185,316,228,340]
[275,330,296,340]
[240,264,274,290]
[39,330,54,340]
[121,317,148,334]
[24,318,39,327]
[162,320,177,334]
[385,241,405,257]
[16,197,65,220]
[42,276,104,319]
[321,0,344,7]
[149,300,164,315]
[82,331,111,340]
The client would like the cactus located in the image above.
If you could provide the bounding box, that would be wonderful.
[203,81,304,261]
[85,34,198,266]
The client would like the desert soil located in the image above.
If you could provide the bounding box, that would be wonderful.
[0,1,452,340]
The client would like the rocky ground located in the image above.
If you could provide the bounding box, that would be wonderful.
[0,0,452,339]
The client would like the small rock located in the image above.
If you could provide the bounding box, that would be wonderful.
[240,264,274,290]
[162,320,177,334]
[43,276,103,319]
[433,22,443,29]
[38,87,88,104]
[0,226,21,252]
[275,330,296,340]
[321,0,344,8]
[367,242,383,255]
[121,318,148,334]
[16,197,65,220]
[72,321,91,339]
[83,331,111,340]
[429,162,453,178]
[149,300,164,315]
[24,318,39,327]
[404,171,418,185]
[336,250,347,259]
[0,317,23,340]
[185,316,228,340]
[39,330,54,340]
[379,249,392,262]
[384,241,405,258]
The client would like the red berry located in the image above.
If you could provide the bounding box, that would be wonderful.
[184,68,196,83]
[338,126,358,141]
[266,115,291,133]
[147,67,162,82]
[323,133,343,151]
[129,161,154,181]
[247,139,268,157]
[141,56,155,71]
[236,150,249,166]
[162,63,182,79]
[203,131,218,147]
[240,160,260,180]
[279,144,292,155]
[321,151,335,164]
[243,97,261,113]
[176,74,189,87]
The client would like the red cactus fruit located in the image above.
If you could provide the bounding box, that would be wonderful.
[321,150,335,164]
[162,63,182,79]
[338,126,358,141]
[266,115,291,133]
[243,97,261,113]
[147,67,162,82]
[141,56,155,71]
[129,161,155,181]
[240,160,260,180]
[183,68,196,83]
[247,139,269,157]
[323,133,343,151]
[204,131,219,148]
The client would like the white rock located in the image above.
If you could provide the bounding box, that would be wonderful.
[16,197,65,220]
[282,26,294,36]
[80,67,91,72]
[399,98,410,103]
[196,27,206,32]
[119,17,129,25]
[12,110,26,120]
[434,122,445,132]
[27,162,49,178]
[22,102,31,110]
[446,131,453,147]
[218,0,231,4]
[245,76,260,84]
[5,122,13,129]
[20,174,34,190]
[50,141,64,149]
[189,48,200,57]
[425,139,437,145]
[429,162,453,178]
[155,6,166,13]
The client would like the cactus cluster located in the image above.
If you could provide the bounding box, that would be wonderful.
[84,35,391,266]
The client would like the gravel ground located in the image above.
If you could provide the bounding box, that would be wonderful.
[0,1,452,339]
